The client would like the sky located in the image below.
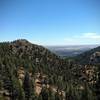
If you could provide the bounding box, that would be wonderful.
[0,0,100,45]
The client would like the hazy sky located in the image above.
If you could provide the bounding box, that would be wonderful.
[0,0,100,45]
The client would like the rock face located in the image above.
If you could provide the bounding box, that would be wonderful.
[90,52,100,64]
[17,67,25,85]
[17,67,65,99]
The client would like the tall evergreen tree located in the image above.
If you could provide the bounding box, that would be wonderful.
[23,72,31,100]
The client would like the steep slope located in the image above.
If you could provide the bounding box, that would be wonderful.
[75,46,100,64]
[0,39,99,100]
[0,39,67,100]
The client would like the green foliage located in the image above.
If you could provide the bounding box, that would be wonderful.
[23,72,31,99]
[0,40,100,100]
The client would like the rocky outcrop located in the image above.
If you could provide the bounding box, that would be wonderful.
[90,52,100,64]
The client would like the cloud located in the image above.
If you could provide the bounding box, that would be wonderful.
[34,33,100,45]
[64,33,100,45]
[23,33,30,34]
[82,33,100,40]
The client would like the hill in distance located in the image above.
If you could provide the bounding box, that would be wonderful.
[0,39,100,100]
[75,46,100,65]
[46,45,98,57]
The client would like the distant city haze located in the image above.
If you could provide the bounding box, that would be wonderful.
[46,45,99,57]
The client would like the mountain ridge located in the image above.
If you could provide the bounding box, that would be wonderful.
[75,45,100,64]
[0,39,100,100]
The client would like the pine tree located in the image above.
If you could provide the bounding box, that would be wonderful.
[23,72,31,100]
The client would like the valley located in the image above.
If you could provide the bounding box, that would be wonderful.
[46,45,98,57]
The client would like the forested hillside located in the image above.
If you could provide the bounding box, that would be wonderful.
[75,46,100,64]
[0,39,100,100]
